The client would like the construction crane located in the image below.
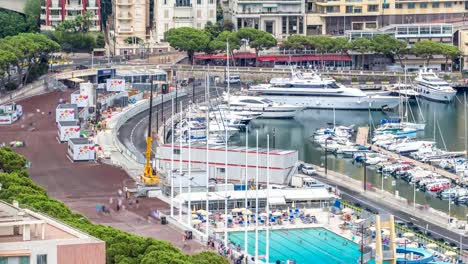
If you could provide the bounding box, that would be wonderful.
[141,76,159,186]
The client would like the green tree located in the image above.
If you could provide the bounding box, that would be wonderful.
[223,20,235,32]
[24,0,41,32]
[204,21,223,38]
[0,148,27,172]
[411,40,443,65]
[0,50,18,84]
[282,35,312,50]
[75,11,95,33]
[96,33,106,48]
[370,34,408,68]
[192,252,229,264]
[208,31,241,54]
[0,11,28,38]
[350,37,372,69]
[237,28,277,66]
[331,37,350,69]
[165,27,211,64]
[440,44,461,71]
[100,0,112,29]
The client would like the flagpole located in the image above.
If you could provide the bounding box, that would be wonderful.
[244,126,249,256]
[205,73,210,239]
[170,98,174,218]
[255,130,259,264]
[179,101,183,221]
[224,104,229,246]
[266,134,270,264]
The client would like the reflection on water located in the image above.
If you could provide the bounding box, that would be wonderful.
[235,93,468,219]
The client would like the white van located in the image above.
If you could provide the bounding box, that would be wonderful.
[225,75,241,84]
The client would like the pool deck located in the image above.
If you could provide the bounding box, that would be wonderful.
[209,208,362,244]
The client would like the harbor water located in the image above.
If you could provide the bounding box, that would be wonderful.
[236,92,468,219]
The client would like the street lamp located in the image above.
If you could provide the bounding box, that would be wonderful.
[363,152,367,191]
[324,136,333,176]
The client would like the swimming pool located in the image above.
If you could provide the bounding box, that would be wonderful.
[228,228,365,264]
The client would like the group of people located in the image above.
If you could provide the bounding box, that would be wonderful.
[95,189,140,215]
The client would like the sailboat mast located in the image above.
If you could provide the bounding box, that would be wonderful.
[465,92,467,158]
[226,42,230,111]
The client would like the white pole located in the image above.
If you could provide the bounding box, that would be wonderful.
[205,73,210,239]
[449,190,451,226]
[266,134,270,264]
[244,126,249,256]
[255,131,259,264]
[179,101,183,221]
[224,103,229,246]
[91,51,94,68]
[227,42,231,110]
[170,98,174,218]
[413,184,416,209]
[188,103,192,227]
[465,92,467,158]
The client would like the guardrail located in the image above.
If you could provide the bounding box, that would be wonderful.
[111,88,188,164]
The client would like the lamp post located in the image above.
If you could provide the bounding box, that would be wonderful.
[363,152,367,191]
[324,137,333,176]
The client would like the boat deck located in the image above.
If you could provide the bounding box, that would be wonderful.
[371,145,464,183]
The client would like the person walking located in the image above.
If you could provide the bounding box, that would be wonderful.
[96,204,101,214]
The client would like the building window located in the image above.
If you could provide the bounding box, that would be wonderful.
[164,23,169,32]
[197,0,201,4]
[367,4,378,11]
[395,3,403,8]
[217,167,225,173]
[164,9,169,18]
[282,16,287,34]
[299,16,304,34]
[209,9,214,18]
[382,3,389,8]
[197,9,201,18]
[407,2,415,8]
[37,255,47,264]
[209,0,214,3]
[197,23,201,28]
[432,2,439,7]
[289,16,297,34]
[354,7,362,13]
[173,149,181,155]
[444,2,452,7]
[326,6,335,12]
[420,2,427,8]
[345,5,353,13]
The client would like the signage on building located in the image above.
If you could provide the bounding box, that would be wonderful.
[97,68,116,77]
[106,79,126,92]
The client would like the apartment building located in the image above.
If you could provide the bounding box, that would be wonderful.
[40,0,101,31]
[110,0,216,55]
[0,201,105,264]
[305,0,467,36]
[224,0,306,38]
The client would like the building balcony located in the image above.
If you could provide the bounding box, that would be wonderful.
[65,4,83,10]
[50,14,63,20]
[116,0,134,5]
[117,14,133,20]
[238,0,301,2]
[117,27,134,33]
[237,10,303,15]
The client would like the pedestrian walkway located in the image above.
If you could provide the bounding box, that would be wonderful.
[356,126,369,146]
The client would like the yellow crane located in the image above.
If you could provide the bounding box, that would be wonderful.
[141,78,159,186]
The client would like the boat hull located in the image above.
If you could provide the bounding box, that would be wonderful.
[413,84,457,102]
[257,95,400,110]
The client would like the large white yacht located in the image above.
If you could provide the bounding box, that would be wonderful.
[412,68,457,102]
[249,70,400,110]
[220,95,303,118]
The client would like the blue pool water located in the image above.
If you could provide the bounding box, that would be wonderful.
[228,228,368,264]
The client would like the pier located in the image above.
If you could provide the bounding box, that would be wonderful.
[356,126,369,146]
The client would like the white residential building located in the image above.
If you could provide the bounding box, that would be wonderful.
[40,0,100,31]
[224,0,305,39]
[110,0,216,56]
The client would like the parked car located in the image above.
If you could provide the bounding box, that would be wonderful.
[301,163,317,175]
[225,75,241,84]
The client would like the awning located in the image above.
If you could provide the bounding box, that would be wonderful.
[269,196,286,205]
[263,4,278,7]
[68,77,85,83]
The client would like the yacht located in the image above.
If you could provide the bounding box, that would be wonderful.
[412,68,457,102]
[249,69,400,110]
[221,95,303,119]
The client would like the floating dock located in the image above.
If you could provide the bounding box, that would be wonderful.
[355,127,369,146]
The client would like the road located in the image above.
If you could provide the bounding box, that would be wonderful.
[314,174,468,250]
[118,79,233,156]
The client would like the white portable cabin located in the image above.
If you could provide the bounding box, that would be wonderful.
[157,143,299,185]
[0,103,22,125]
[70,90,89,108]
[58,121,80,142]
[56,104,78,123]
[68,138,95,161]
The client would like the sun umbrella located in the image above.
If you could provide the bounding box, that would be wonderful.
[192,214,198,219]
[445,251,457,257]
[260,212,269,217]
[197,209,207,215]
[221,214,232,218]
[304,209,315,214]
[192,219,202,224]
[426,243,438,249]
[232,208,243,213]
[382,229,390,236]
[403,232,415,238]
[406,243,419,248]
[369,226,376,231]
[272,212,282,216]
[242,209,253,215]
[342,208,353,214]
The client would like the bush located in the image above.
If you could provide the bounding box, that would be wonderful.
[4,82,17,91]
[96,33,106,48]
[0,147,228,264]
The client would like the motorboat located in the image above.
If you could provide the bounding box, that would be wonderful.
[249,69,400,110]
[221,95,303,119]
[412,68,457,102]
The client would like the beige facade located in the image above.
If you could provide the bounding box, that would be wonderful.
[0,201,105,264]
[305,0,467,35]
[110,0,216,55]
